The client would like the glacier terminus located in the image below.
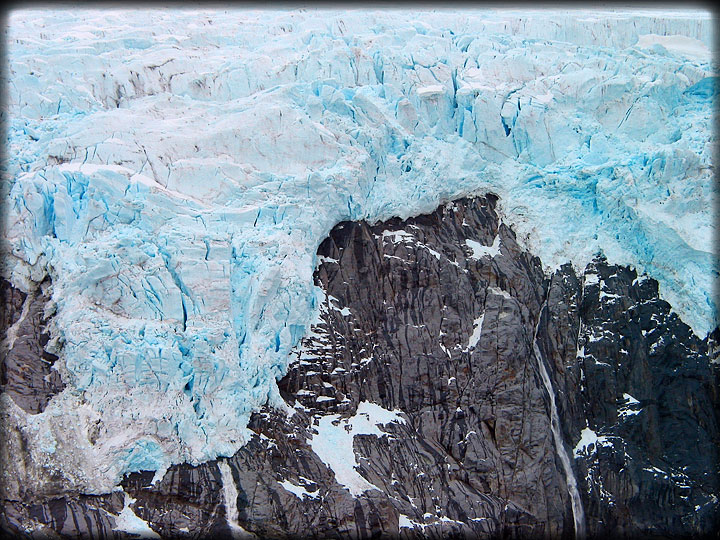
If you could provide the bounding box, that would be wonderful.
[0,8,717,533]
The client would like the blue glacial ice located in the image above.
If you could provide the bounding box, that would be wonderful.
[1,8,716,493]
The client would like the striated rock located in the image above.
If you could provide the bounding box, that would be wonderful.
[275,195,569,538]
[1,492,126,540]
[1,196,717,539]
[568,257,720,538]
[0,278,64,415]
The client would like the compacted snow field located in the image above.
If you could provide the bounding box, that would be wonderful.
[2,8,715,493]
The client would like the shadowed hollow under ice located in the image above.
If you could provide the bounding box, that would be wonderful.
[3,8,716,493]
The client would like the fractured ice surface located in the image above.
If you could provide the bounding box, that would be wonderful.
[2,8,716,493]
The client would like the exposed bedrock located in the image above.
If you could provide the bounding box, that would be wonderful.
[1,195,717,539]
[0,277,64,415]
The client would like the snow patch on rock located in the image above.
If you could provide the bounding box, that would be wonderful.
[308,401,406,497]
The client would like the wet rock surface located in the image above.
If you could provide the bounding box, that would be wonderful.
[0,278,64,415]
[2,196,718,539]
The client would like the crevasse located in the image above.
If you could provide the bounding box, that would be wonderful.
[2,9,715,493]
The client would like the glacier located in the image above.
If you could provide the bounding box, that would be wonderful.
[1,8,716,494]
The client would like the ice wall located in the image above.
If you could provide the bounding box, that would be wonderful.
[2,8,716,493]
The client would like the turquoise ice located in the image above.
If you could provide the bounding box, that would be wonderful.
[2,9,715,493]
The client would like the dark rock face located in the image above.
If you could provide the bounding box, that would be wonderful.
[1,196,718,539]
[558,258,720,538]
[272,195,569,538]
[0,277,64,414]
[1,492,126,540]
[119,466,231,539]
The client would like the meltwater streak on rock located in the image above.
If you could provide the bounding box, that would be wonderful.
[533,302,586,540]
[1,284,31,352]
[218,461,255,539]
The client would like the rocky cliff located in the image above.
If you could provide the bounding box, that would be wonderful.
[1,195,718,539]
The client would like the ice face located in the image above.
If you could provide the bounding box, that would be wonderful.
[2,8,715,493]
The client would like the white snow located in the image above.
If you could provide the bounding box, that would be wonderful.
[466,236,501,260]
[398,513,463,530]
[416,85,446,98]
[488,286,513,300]
[328,295,352,316]
[382,230,416,244]
[383,230,441,260]
[574,427,612,457]
[279,479,320,500]
[617,393,642,418]
[622,393,640,405]
[112,492,161,539]
[308,401,406,497]
[466,313,485,350]
[636,34,710,60]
